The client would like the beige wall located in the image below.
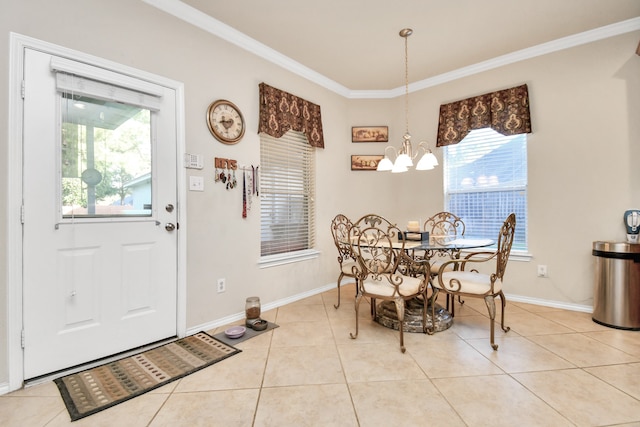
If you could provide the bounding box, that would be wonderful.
[404,32,640,304]
[1,0,638,387]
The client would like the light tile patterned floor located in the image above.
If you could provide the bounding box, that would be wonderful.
[2,282,640,427]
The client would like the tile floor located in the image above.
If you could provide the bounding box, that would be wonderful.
[2,282,640,426]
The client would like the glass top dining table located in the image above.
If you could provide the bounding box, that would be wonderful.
[390,237,494,251]
[373,237,495,262]
[371,237,495,333]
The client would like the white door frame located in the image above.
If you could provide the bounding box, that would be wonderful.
[6,33,187,391]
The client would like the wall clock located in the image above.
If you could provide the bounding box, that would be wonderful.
[206,99,245,144]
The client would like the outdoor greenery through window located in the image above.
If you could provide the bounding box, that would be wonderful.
[443,128,528,251]
[61,94,152,218]
[260,130,316,257]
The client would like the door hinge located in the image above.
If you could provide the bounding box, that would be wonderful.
[21,80,25,99]
[20,205,25,224]
[21,330,25,349]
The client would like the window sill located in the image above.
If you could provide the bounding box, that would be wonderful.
[258,249,320,268]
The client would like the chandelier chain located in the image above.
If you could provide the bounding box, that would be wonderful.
[404,33,409,136]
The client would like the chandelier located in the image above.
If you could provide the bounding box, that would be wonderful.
[377,28,438,173]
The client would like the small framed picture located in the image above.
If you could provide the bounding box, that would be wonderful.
[351,155,384,171]
[351,126,388,142]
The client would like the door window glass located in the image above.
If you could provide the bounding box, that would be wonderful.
[61,94,152,218]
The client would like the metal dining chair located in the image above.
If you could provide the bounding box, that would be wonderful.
[348,213,433,353]
[433,213,516,350]
[424,211,466,313]
[330,214,359,309]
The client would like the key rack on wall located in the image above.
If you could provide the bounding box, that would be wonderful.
[214,157,237,170]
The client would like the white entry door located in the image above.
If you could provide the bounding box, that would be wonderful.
[22,49,179,379]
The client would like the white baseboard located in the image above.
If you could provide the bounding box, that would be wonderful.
[188,281,591,336]
[505,293,592,313]
[187,282,339,335]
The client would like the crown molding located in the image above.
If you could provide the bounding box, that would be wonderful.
[143,1,640,99]
[142,0,352,97]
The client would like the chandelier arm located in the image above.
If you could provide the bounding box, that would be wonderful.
[384,145,399,159]
[413,142,428,161]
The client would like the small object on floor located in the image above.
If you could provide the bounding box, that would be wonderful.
[214,321,279,346]
[252,319,268,331]
[224,325,246,338]
[246,317,261,329]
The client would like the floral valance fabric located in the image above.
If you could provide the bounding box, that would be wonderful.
[436,84,532,147]
[258,82,324,148]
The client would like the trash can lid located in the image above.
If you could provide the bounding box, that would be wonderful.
[593,241,640,254]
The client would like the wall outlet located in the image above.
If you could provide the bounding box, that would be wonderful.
[217,278,226,293]
[537,265,548,278]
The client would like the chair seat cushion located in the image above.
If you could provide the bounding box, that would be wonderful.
[430,259,453,274]
[437,270,502,295]
[362,274,423,297]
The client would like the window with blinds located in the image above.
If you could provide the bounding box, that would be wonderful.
[260,130,316,257]
[443,128,528,251]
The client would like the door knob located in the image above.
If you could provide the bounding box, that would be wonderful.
[165,223,176,231]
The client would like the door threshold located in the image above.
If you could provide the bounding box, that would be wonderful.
[24,335,178,388]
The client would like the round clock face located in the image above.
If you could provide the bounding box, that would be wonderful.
[206,100,245,144]
[81,168,102,186]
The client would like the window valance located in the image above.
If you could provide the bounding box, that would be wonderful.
[436,84,532,147]
[258,82,324,148]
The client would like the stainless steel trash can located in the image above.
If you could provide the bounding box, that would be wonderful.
[592,241,640,330]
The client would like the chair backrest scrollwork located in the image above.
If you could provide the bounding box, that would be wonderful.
[424,211,465,243]
[350,214,404,282]
[330,214,355,266]
[495,213,516,281]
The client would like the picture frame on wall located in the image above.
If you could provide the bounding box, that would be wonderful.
[351,126,388,142]
[351,155,384,171]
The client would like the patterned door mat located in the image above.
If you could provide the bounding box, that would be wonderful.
[54,331,241,421]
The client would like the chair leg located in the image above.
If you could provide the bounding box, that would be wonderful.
[426,287,438,335]
[421,292,428,335]
[334,272,344,309]
[484,295,498,350]
[499,291,511,333]
[394,298,406,353]
[450,294,455,317]
[350,294,362,340]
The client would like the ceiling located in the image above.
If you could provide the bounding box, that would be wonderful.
[155,0,640,93]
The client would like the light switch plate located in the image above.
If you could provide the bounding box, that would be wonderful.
[189,176,204,191]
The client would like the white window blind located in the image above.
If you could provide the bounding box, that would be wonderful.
[55,73,162,111]
[443,128,527,251]
[260,130,316,256]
